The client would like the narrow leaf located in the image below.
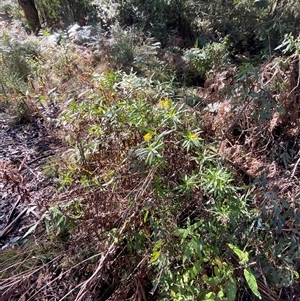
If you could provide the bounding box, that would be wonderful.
[22,222,39,239]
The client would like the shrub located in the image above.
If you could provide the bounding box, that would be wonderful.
[55,70,269,300]
[183,39,230,84]
[112,0,195,46]
[35,0,97,28]
[0,33,39,87]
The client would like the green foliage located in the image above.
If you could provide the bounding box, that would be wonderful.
[2,1,300,299]
[244,268,261,299]
[35,0,96,27]
[184,39,230,78]
[247,196,300,289]
[196,0,300,58]
[57,69,265,300]
[0,33,42,121]
[0,0,19,21]
[228,244,262,299]
[179,129,202,152]
[95,0,300,58]
[109,26,136,69]
[42,200,82,240]
[113,0,195,45]
[275,33,300,55]
[153,218,241,301]
[58,63,300,298]
[201,166,235,199]
[0,34,39,93]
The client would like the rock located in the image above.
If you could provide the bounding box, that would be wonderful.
[67,24,103,47]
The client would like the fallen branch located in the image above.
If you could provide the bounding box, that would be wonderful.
[0,208,27,239]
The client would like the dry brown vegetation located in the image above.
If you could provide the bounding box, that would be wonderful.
[1,1,300,300]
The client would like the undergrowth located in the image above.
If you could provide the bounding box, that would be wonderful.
[53,70,259,300]
[1,4,300,301]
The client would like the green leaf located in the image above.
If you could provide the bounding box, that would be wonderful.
[22,222,39,239]
[149,250,160,264]
[213,266,220,277]
[149,240,162,264]
[204,291,216,300]
[191,237,202,256]
[143,210,149,223]
[190,220,202,231]
[214,257,223,270]
[217,289,224,298]
[204,276,221,286]
[228,243,249,264]
[190,260,202,278]
[183,247,192,264]
[224,278,237,301]
[244,268,261,299]
[183,271,190,283]
[157,129,175,139]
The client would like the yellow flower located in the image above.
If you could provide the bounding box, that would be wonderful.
[159,98,170,108]
[143,133,153,142]
[188,132,199,140]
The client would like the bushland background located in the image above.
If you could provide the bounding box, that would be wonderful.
[1,0,300,300]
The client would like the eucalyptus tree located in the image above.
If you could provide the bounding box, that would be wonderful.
[18,0,40,34]
[18,0,96,32]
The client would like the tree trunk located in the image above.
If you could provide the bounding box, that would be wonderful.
[18,0,41,34]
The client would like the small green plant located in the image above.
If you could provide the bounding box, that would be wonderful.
[179,129,202,152]
[201,166,236,199]
[177,172,200,196]
[135,134,164,166]
[42,201,82,240]
[228,244,262,299]
[109,26,136,69]
[151,218,240,301]
[183,39,230,78]
[0,33,39,84]
[275,33,300,55]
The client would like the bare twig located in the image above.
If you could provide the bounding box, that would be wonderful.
[6,195,21,224]
[291,155,300,179]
